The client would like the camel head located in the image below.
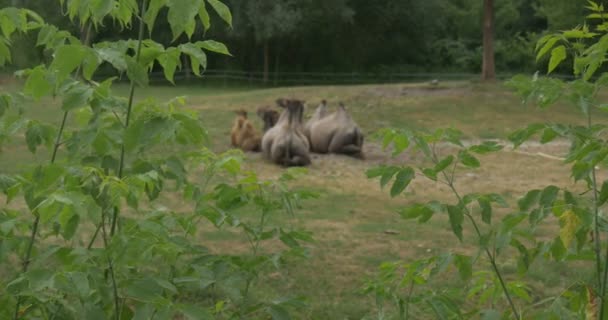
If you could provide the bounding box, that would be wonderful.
[234,109,248,118]
[257,106,280,132]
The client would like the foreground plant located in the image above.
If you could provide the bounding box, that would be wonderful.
[364,2,608,319]
[0,1,313,319]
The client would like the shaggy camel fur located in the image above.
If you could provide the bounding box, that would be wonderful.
[257,106,280,132]
[307,102,364,157]
[230,109,261,152]
[261,99,311,166]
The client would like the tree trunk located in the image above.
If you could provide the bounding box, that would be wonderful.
[182,54,191,82]
[273,45,279,86]
[481,0,495,81]
[263,41,269,84]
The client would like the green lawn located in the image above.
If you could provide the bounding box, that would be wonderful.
[1,80,600,318]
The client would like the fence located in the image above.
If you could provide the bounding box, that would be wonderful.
[99,69,576,87]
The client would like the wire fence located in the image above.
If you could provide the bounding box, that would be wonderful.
[100,69,575,87]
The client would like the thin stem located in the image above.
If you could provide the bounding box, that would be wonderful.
[447,181,520,319]
[14,18,93,319]
[110,0,147,237]
[587,107,608,320]
[14,110,70,319]
[101,215,120,320]
[430,146,520,318]
[404,280,415,320]
[253,210,268,255]
[87,222,102,249]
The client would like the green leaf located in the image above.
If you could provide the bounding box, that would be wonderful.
[478,197,492,224]
[548,45,567,74]
[62,82,93,111]
[434,155,454,172]
[50,44,87,83]
[447,205,464,241]
[167,0,203,40]
[421,168,437,181]
[413,135,432,158]
[207,0,232,27]
[376,166,400,188]
[390,167,415,197]
[198,1,210,31]
[91,0,114,23]
[551,237,566,260]
[144,0,165,34]
[268,305,291,320]
[398,203,434,222]
[480,309,502,320]
[124,278,164,302]
[600,180,608,206]
[96,47,128,71]
[508,123,545,147]
[180,43,207,76]
[126,56,149,87]
[197,40,231,55]
[469,141,503,154]
[0,93,10,118]
[391,133,409,156]
[536,36,559,61]
[157,47,181,84]
[501,213,527,231]
[25,120,55,153]
[453,254,472,280]
[540,127,558,144]
[540,185,560,209]
[458,150,480,168]
[179,304,213,320]
[24,66,53,100]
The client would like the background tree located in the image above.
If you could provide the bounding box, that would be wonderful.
[482,0,496,80]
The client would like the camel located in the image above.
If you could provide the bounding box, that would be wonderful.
[257,106,280,132]
[307,102,364,157]
[261,98,311,166]
[303,99,328,140]
[230,109,261,152]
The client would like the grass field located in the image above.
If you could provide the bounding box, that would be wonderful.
[1,80,604,318]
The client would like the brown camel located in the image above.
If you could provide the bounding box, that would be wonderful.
[307,102,364,157]
[261,98,311,166]
[230,109,261,152]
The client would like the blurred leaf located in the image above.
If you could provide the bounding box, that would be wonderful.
[458,150,480,168]
[198,40,231,55]
[390,167,415,197]
[167,0,202,40]
[447,205,463,241]
[518,189,540,211]
[126,56,149,87]
[207,0,232,27]
[454,254,472,280]
[548,45,567,74]
[469,141,503,154]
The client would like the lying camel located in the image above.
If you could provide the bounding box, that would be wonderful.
[261,99,311,166]
[308,102,364,157]
[230,109,261,152]
[303,99,328,140]
[257,106,280,132]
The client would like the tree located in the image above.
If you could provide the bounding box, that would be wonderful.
[229,0,303,83]
[482,0,496,81]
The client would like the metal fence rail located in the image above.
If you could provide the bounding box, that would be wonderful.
[95,69,575,87]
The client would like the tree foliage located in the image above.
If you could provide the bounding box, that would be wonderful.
[0,0,595,74]
[0,1,315,319]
